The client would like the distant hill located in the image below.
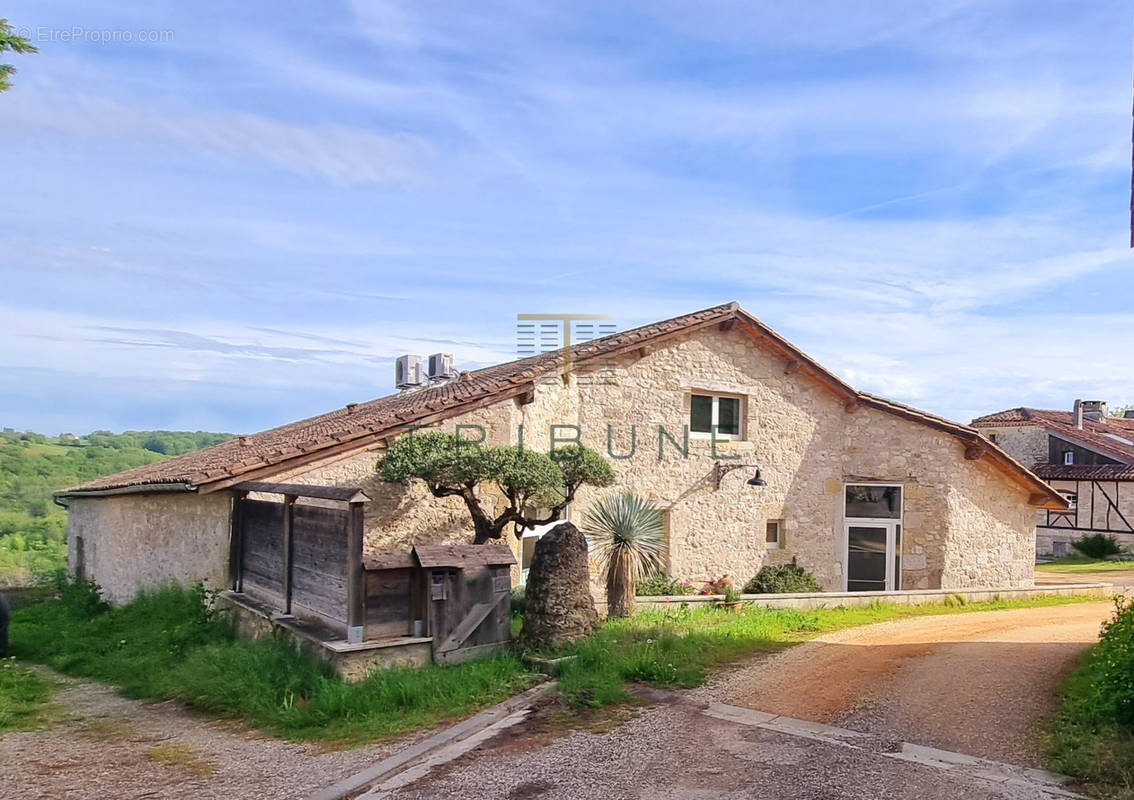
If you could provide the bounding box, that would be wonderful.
[0,429,236,586]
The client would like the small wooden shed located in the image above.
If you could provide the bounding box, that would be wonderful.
[364,543,516,664]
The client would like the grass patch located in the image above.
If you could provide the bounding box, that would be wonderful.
[550,594,1098,706]
[10,582,540,744]
[0,658,56,732]
[146,742,216,777]
[1037,556,1134,574]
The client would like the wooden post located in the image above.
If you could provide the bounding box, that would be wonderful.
[228,491,247,592]
[346,501,365,644]
[281,494,296,615]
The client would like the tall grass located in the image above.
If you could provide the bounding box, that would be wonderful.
[10,582,538,744]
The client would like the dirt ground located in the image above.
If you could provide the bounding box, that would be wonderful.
[0,668,425,800]
[726,601,1113,766]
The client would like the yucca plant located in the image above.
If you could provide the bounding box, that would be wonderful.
[583,492,666,617]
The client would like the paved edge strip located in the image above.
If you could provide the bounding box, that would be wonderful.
[304,681,555,800]
[703,702,1085,799]
[359,708,534,798]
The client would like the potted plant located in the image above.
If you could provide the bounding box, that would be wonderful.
[717,583,743,612]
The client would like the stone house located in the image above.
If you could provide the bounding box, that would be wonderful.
[59,302,1065,604]
[972,401,1134,555]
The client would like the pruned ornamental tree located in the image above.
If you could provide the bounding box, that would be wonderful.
[376,430,615,544]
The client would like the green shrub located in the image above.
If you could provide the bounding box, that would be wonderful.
[1072,534,1123,559]
[1048,596,1134,794]
[635,573,694,596]
[743,559,820,594]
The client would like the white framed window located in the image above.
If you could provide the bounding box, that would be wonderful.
[1063,450,1075,465]
[1060,491,1077,510]
[766,520,782,549]
[690,393,742,439]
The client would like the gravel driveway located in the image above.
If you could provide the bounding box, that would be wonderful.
[383,602,1112,800]
[728,601,1113,766]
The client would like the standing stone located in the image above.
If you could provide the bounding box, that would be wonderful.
[520,522,599,649]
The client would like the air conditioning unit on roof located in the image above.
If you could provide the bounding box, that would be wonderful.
[395,355,423,389]
[427,353,456,381]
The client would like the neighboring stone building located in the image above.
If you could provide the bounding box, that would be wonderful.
[972,401,1134,556]
[58,303,1065,603]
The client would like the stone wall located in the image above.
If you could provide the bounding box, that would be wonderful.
[976,425,1048,469]
[282,325,1039,591]
[66,492,232,604]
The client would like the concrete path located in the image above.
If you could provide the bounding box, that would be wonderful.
[385,601,1112,799]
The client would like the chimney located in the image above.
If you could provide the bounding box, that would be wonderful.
[1081,400,1107,423]
[1073,399,1084,429]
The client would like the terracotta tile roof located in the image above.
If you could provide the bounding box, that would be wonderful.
[59,301,1065,508]
[972,408,1134,464]
[1034,463,1134,481]
[60,303,740,494]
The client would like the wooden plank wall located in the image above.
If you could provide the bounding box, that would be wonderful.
[240,499,285,606]
[365,568,414,638]
[239,498,350,629]
[290,504,349,626]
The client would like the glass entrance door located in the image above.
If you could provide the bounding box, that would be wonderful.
[846,523,896,592]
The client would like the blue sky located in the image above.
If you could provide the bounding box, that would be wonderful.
[1,0,1132,435]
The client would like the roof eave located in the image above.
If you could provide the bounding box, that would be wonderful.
[55,482,197,499]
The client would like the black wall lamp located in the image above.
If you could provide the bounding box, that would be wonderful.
[713,462,767,490]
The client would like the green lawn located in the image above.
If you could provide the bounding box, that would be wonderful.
[1036,556,1134,574]
[0,659,56,732]
[7,580,1102,744]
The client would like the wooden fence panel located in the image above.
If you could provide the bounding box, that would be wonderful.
[290,504,349,625]
[240,499,285,606]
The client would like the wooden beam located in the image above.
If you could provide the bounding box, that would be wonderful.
[228,490,248,592]
[281,494,296,615]
[719,318,737,332]
[234,481,369,503]
[346,501,366,644]
[964,442,987,461]
[784,359,802,375]
[844,400,860,413]
[517,388,535,406]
